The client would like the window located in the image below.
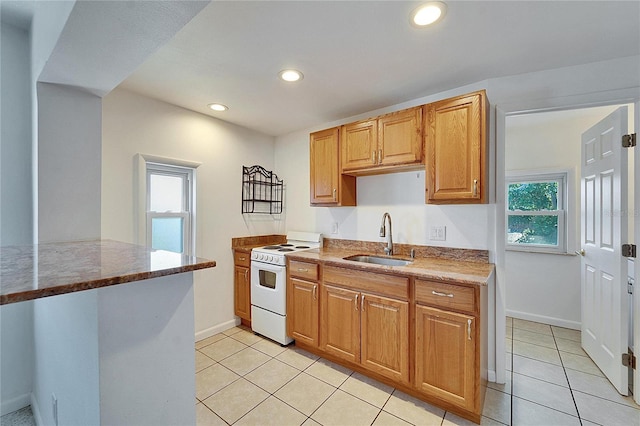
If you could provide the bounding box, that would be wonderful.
[146,162,195,255]
[506,172,568,253]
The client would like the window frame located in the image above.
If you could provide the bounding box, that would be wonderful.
[506,171,569,254]
[138,155,199,257]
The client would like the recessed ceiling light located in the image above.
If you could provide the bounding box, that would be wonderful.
[279,69,304,82]
[208,103,228,111]
[411,2,447,27]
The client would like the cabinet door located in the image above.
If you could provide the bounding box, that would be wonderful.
[288,278,319,347]
[310,128,356,206]
[341,120,378,171]
[234,266,251,321]
[310,128,340,204]
[378,107,422,167]
[360,293,409,384]
[320,284,360,363]
[425,91,485,204]
[415,305,476,411]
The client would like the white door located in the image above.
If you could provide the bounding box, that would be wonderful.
[580,106,629,395]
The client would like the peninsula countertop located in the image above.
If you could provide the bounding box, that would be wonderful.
[285,247,494,286]
[0,239,216,305]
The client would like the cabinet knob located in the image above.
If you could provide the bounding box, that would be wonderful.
[473,179,478,197]
[333,188,337,201]
[378,149,382,164]
[467,319,472,340]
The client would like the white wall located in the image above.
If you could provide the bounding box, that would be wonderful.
[504,106,624,328]
[0,19,35,416]
[101,88,280,338]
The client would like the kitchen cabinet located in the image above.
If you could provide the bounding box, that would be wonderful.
[424,90,487,204]
[414,279,485,420]
[320,266,410,384]
[287,260,320,347]
[233,250,251,325]
[341,106,423,175]
[310,127,356,206]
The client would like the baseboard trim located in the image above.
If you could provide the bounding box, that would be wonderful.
[1,393,31,417]
[30,393,43,426]
[488,370,497,383]
[506,309,580,330]
[195,318,240,342]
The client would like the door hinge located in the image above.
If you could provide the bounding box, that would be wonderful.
[622,244,636,258]
[622,133,636,148]
[622,352,636,370]
[628,278,634,295]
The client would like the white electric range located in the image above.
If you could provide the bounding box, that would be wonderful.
[250,231,322,345]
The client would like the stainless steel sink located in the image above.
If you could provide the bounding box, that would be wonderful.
[343,255,413,267]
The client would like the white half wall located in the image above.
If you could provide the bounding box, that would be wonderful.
[0,19,34,416]
[101,88,279,337]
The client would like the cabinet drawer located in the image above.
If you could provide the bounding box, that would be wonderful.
[289,260,319,281]
[415,280,476,314]
[234,251,251,267]
[324,266,408,300]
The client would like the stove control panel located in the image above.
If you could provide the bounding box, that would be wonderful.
[251,250,286,266]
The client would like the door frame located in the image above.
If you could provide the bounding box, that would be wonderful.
[494,88,639,394]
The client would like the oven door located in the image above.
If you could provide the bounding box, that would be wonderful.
[250,260,287,315]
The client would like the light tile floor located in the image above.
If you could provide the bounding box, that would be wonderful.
[196,319,640,426]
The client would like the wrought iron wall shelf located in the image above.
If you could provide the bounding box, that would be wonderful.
[242,165,283,214]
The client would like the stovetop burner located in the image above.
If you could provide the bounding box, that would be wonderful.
[278,248,294,252]
[262,245,282,250]
[295,245,310,249]
[279,243,294,247]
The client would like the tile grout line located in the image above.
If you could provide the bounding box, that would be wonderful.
[550,326,583,425]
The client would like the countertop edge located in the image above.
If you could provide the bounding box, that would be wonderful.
[1,259,215,306]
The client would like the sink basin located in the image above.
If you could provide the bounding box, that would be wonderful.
[343,255,413,267]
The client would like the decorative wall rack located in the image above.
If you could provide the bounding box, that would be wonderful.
[242,165,283,214]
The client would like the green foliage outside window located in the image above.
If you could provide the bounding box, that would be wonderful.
[508,182,559,245]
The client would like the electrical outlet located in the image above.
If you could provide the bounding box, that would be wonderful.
[52,393,58,426]
[331,222,339,234]
[430,225,446,241]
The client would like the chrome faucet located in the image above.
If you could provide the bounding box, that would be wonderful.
[379,212,393,255]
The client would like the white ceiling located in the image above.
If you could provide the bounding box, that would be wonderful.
[117,1,640,136]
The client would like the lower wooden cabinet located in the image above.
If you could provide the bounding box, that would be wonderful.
[233,250,251,324]
[361,293,409,384]
[287,278,319,347]
[286,261,486,424]
[319,284,410,384]
[415,305,476,411]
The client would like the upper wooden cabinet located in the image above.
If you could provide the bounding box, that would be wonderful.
[341,107,423,175]
[310,127,356,206]
[424,90,487,204]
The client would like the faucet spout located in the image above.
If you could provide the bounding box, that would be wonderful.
[380,212,393,255]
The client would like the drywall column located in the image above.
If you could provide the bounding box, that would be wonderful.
[0,19,35,416]
[32,83,103,423]
[37,82,101,242]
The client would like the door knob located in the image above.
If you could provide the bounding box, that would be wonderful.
[575,249,585,256]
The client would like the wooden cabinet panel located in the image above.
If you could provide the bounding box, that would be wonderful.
[289,260,319,281]
[415,305,476,412]
[323,266,409,300]
[425,90,486,204]
[234,265,251,321]
[288,278,319,347]
[361,293,409,384]
[310,127,356,206]
[415,279,476,314]
[341,120,378,171]
[233,251,251,267]
[378,107,422,167]
[320,284,360,363]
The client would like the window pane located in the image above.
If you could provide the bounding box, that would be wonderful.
[151,217,184,253]
[508,182,558,211]
[150,174,184,212]
[507,215,558,245]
